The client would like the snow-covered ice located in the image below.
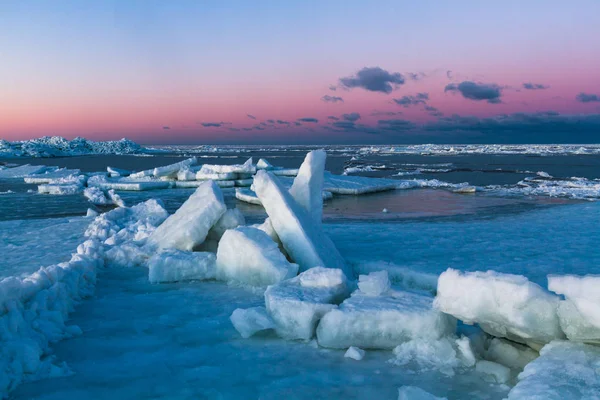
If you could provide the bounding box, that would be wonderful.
[147,181,226,251]
[230,306,275,338]
[434,269,564,349]
[148,249,216,283]
[0,164,50,178]
[37,183,82,195]
[216,227,298,286]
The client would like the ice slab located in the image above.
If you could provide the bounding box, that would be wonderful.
[264,267,350,340]
[289,150,326,224]
[84,187,111,205]
[230,306,275,338]
[434,269,564,349]
[207,208,245,241]
[175,180,235,188]
[195,170,237,181]
[152,157,197,178]
[88,176,172,191]
[272,168,299,177]
[148,249,216,283]
[176,166,198,181]
[357,270,391,296]
[397,386,447,400]
[253,170,351,277]
[484,338,538,371]
[548,274,600,343]
[256,158,274,170]
[235,188,262,205]
[147,181,226,251]
[317,289,456,349]
[200,158,255,174]
[107,166,130,177]
[234,178,253,187]
[506,341,600,400]
[344,346,365,361]
[323,172,399,195]
[216,227,298,286]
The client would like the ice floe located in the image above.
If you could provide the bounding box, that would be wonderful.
[148,249,216,283]
[230,306,275,339]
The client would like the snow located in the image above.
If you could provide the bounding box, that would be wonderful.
[434,269,564,349]
[264,267,350,340]
[316,289,456,349]
[475,360,511,384]
[148,249,216,283]
[357,270,391,296]
[344,346,365,361]
[397,386,447,400]
[253,170,351,278]
[230,306,275,338]
[548,274,600,343]
[288,150,326,224]
[152,157,197,178]
[147,181,226,251]
[506,341,600,399]
[0,164,49,179]
[0,136,149,158]
[216,227,298,286]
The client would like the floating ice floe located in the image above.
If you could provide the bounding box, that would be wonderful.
[323,172,399,194]
[152,157,197,178]
[200,158,255,174]
[88,175,172,191]
[548,274,600,343]
[264,267,350,340]
[147,180,226,251]
[434,269,564,349]
[230,307,276,338]
[253,170,351,277]
[148,249,216,283]
[216,227,298,286]
[206,208,245,241]
[37,183,82,195]
[175,180,235,188]
[256,158,274,170]
[23,168,81,183]
[235,188,263,205]
[506,340,600,399]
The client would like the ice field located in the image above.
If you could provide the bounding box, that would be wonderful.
[1,139,600,399]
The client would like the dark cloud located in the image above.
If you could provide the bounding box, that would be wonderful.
[267,119,275,123]
[342,112,361,122]
[228,127,240,132]
[327,116,340,121]
[445,81,502,104]
[370,110,403,117]
[523,83,549,90]
[297,117,319,123]
[332,121,356,130]
[329,85,337,91]
[253,125,265,131]
[259,122,267,126]
[201,122,223,127]
[247,114,257,120]
[377,119,415,131]
[276,120,290,125]
[576,93,600,103]
[162,126,170,130]
[393,93,429,107]
[424,105,443,117]
[321,95,344,103]
[407,72,426,81]
[294,121,302,126]
[242,128,253,131]
[339,67,405,94]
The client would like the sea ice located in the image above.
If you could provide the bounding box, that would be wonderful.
[357,270,391,296]
[216,227,298,286]
[23,168,81,183]
[548,274,600,343]
[152,157,197,178]
[235,188,262,205]
[323,172,399,194]
[256,158,274,170]
[264,267,350,340]
[234,178,253,187]
[206,208,246,241]
[484,338,538,371]
[271,168,299,177]
[434,269,564,349]
[317,289,456,349]
[147,181,226,251]
[37,183,82,195]
[288,150,326,224]
[230,306,276,338]
[83,187,111,205]
[176,166,198,181]
[253,170,351,277]
[148,249,216,283]
[506,340,600,399]
[175,180,235,188]
[397,386,447,400]
[0,164,50,178]
[195,170,237,181]
[344,346,365,361]
[107,166,130,177]
[200,158,255,174]
[88,175,171,191]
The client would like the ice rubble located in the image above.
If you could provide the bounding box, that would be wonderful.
[230,306,275,338]
[0,136,148,158]
[548,274,600,343]
[264,267,350,340]
[434,269,564,349]
[152,157,197,178]
[216,227,298,286]
[147,181,226,251]
[148,249,216,283]
[253,170,351,277]
[506,341,600,399]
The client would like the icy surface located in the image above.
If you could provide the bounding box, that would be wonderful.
[147,181,226,251]
[148,249,216,283]
[506,341,600,399]
[317,289,456,349]
[0,136,148,157]
[216,227,298,286]
[83,187,111,205]
[289,150,326,224]
[264,267,350,340]
[434,269,564,349]
[230,306,275,338]
[253,170,351,277]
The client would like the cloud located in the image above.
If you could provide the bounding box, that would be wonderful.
[523,82,549,90]
[294,121,302,126]
[576,93,600,103]
[407,72,426,81]
[321,95,344,103]
[162,126,170,130]
[247,114,257,120]
[446,70,453,80]
[327,116,340,121]
[424,105,443,117]
[370,110,402,116]
[393,93,429,107]
[329,85,337,91]
[377,119,415,131]
[267,119,275,123]
[339,67,405,94]
[297,117,319,123]
[342,112,361,122]
[201,122,223,127]
[276,120,290,125]
[444,81,502,103]
[332,121,356,130]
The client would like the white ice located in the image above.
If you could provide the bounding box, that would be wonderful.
[199,158,255,174]
[357,270,391,296]
[148,249,216,283]
[289,149,326,224]
[206,208,246,241]
[152,157,197,178]
[230,306,275,338]
[37,183,82,195]
[0,164,51,178]
[344,346,365,361]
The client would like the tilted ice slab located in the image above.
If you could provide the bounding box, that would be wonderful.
[152,157,197,178]
[317,288,456,349]
[264,267,350,340]
[147,181,226,251]
[434,269,564,349]
[506,341,600,400]
[230,306,276,338]
[289,150,326,224]
[235,188,263,205]
[548,274,600,343]
[323,172,399,194]
[107,166,130,177]
[216,227,298,286]
[253,170,351,277]
[148,249,216,283]
[256,158,274,170]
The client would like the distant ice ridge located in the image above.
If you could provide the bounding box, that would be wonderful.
[0,136,151,158]
[358,143,600,156]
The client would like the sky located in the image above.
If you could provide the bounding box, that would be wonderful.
[1,0,600,144]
